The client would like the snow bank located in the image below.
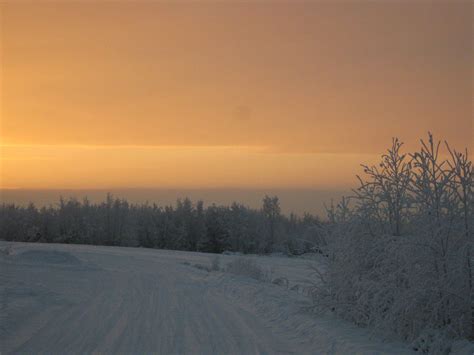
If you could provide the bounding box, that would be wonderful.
[16,250,82,266]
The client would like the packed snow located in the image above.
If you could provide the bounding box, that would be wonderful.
[0,241,422,354]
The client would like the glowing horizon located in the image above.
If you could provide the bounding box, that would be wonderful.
[1,142,383,189]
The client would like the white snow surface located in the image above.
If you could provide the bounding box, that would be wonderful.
[1,241,419,354]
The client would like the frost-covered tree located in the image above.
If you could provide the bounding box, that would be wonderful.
[0,194,318,256]
[262,195,281,253]
[354,138,412,236]
[312,133,473,352]
[199,205,230,253]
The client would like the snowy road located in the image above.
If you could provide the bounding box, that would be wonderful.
[1,242,413,354]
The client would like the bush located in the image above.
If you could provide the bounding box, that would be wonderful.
[210,255,221,271]
[312,134,473,352]
[192,263,211,272]
[225,257,270,281]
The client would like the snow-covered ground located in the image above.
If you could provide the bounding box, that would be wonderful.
[1,241,417,354]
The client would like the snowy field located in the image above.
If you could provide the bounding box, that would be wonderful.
[1,241,418,354]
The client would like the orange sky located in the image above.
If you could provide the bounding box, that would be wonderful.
[0,1,472,189]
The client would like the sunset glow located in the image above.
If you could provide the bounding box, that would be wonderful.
[1,1,472,190]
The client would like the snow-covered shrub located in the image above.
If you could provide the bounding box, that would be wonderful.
[312,134,473,352]
[225,257,270,281]
[272,277,289,288]
[0,245,12,256]
[192,263,211,272]
[210,255,221,271]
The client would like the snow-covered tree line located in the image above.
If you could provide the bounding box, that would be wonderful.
[0,194,322,255]
[313,134,473,352]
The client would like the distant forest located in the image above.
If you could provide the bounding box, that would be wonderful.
[0,194,323,255]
